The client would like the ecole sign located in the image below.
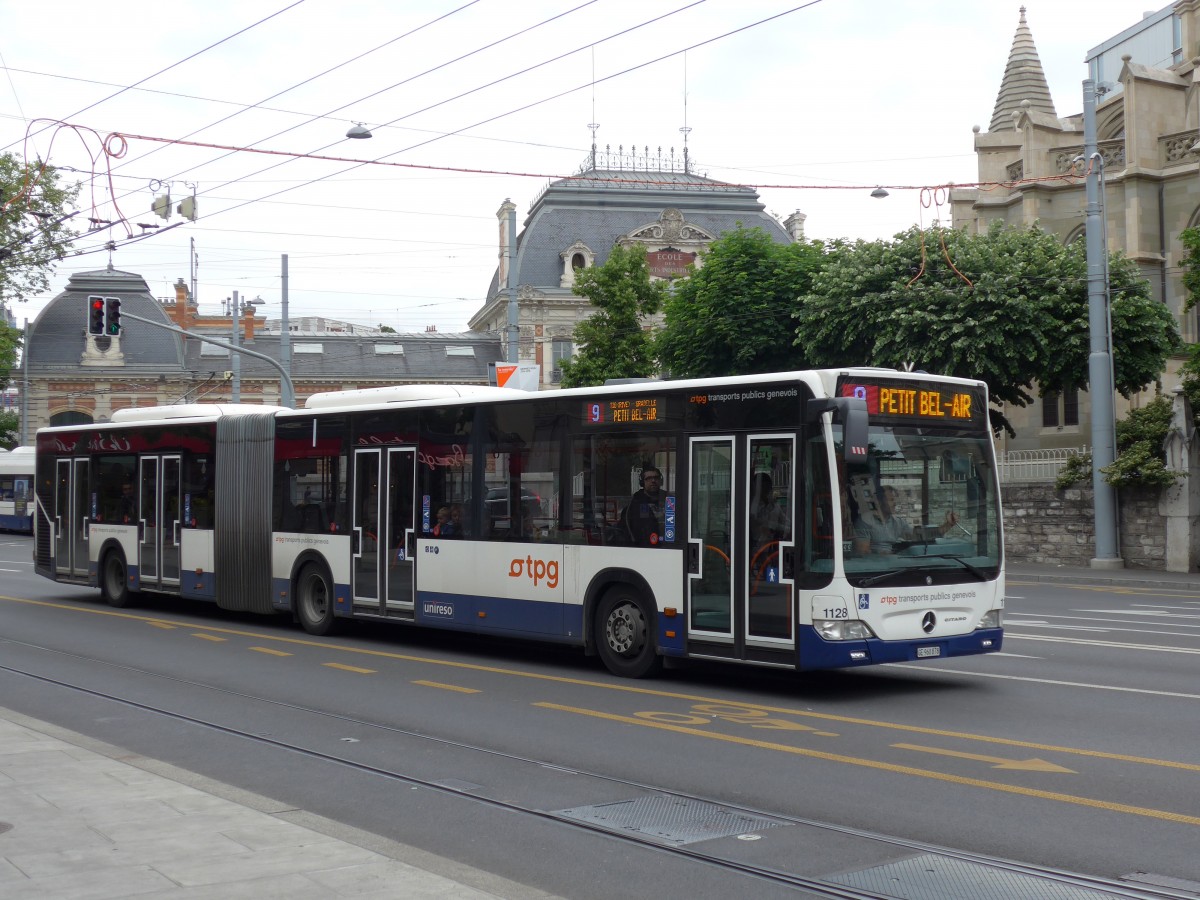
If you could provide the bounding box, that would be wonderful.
[647,249,696,279]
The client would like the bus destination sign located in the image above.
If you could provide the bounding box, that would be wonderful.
[839,380,983,425]
[584,397,661,427]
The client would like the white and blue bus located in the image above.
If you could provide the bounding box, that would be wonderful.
[0,446,34,533]
[33,368,1003,677]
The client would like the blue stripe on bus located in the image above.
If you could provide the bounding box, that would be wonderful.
[179,572,216,601]
[797,626,1003,669]
[415,589,583,641]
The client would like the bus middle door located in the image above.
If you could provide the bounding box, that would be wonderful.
[136,455,182,592]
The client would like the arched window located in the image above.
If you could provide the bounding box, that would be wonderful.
[50,410,93,426]
[571,252,586,270]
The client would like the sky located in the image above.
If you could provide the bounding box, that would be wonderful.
[0,0,1165,333]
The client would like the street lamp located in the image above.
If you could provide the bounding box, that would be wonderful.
[346,123,372,139]
[870,187,889,199]
[1080,79,1120,567]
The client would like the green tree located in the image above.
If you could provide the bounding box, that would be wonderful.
[0,407,17,449]
[656,226,824,378]
[2,153,77,417]
[556,244,667,387]
[1,153,78,306]
[795,222,1179,435]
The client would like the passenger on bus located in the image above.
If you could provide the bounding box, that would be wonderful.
[854,485,957,554]
[749,473,789,548]
[118,482,136,524]
[622,465,664,546]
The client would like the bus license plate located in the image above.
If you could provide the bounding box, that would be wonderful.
[916,646,941,658]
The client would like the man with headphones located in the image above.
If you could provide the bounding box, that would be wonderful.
[622,465,665,546]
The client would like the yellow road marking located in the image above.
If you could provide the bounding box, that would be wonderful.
[147,621,175,630]
[5,593,1197,772]
[413,680,481,694]
[249,646,291,657]
[191,633,225,642]
[891,743,1076,773]
[535,703,1200,827]
[323,662,375,674]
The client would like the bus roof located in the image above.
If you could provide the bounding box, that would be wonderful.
[109,403,286,424]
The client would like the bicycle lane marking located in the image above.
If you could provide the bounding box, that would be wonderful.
[534,701,1200,827]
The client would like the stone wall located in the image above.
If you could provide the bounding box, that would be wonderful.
[1001,484,1167,569]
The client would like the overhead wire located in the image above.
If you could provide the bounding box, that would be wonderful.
[0,0,311,155]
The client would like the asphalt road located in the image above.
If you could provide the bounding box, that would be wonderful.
[1,532,1198,897]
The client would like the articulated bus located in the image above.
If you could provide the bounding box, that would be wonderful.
[0,446,34,533]
[33,369,1003,678]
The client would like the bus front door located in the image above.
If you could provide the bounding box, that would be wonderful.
[54,457,90,578]
[137,455,182,591]
[352,447,416,615]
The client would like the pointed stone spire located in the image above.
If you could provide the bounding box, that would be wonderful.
[989,7,1057,132]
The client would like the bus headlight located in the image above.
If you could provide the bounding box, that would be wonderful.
[976,609,1002,629]
[815,619,875,641]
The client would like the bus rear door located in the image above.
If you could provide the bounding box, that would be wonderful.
[54,457,90,579]
[136,455,182,591]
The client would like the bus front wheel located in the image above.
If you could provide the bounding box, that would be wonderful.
[595,586,661,679]
[100,550,134,608]
[296,562,338,635]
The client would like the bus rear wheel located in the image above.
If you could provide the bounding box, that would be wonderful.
[99,550,135,608]
[595,586,661,679]
[296,562,338,635]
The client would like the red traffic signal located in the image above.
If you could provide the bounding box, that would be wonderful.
[88,297,105,334]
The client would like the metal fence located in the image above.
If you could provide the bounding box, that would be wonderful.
[997,446,1087,484]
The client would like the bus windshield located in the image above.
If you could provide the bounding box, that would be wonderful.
[826,422,1001,586]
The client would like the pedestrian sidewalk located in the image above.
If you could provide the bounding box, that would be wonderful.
[1007,560,1200,591]
[0,707,554,899]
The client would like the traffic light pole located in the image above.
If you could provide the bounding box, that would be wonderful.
[117,310,296,408]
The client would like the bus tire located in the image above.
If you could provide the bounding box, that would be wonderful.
[296,562,338,636]
[99,549,135,608]
[595,585,661,679]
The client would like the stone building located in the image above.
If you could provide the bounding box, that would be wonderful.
[468,145,798,386]
[17,267,502,440]
[951,3,1200,452]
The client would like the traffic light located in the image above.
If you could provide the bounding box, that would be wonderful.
[105,298,122,335]
[88,297,105,334]
[177,195,197,221]
[151,193,171,219]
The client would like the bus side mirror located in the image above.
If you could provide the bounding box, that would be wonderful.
[807,397,869,461]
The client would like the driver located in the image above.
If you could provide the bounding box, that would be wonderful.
[854,485,957,554]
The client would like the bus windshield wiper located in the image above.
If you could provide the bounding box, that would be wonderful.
[858,568,905,587]
[924,554,990,582]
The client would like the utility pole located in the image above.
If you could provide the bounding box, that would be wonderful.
[230,290,241,403]
[1083,78,1121,569]
[280,254,293,408]
[506,202,518,364]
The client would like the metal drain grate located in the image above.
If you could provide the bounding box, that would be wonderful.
[827,853,1134,900]
[554,794,787,846]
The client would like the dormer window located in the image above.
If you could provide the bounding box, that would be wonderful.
[560,240,594,288]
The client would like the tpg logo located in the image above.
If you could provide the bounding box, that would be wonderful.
[508,555,559,588]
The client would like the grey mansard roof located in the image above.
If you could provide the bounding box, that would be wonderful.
[184,332,503,383]
[25,268,502,385]
[27,268,184,371]
[485,167,791,300]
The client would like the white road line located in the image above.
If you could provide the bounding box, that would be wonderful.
[885,663,1200,699]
